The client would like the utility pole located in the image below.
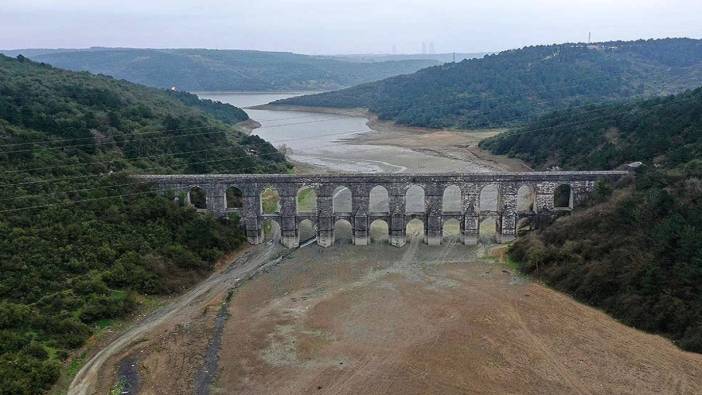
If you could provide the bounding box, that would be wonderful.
[588,32,592,44]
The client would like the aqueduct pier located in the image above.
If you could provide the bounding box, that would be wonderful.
[137,171,628,248]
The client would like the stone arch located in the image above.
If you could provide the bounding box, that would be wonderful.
[334,219,353,245]
[188,186,207,209]
[333,186,352,213]
[405,184,425,213]
[260,186,281,214]
[479,216,497,243]
[298,219,317,242]
[406,218,425,241]
[226,186,243,209]
[370,219,389,243]
[369,185,390,213]
[517,185,535,213]
[442,185,462,213]
[263,219,281,242]
[442,218,461,240]
[296,186,317,214]
[554,184,573,209]
[479,184,498,212]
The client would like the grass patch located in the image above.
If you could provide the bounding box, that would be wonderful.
[261,188,281,214]
[296,187,317,213]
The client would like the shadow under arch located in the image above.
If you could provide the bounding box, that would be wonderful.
[188,186,207,209]
[370,219,389,243]
[406,218,425,241]
[369,185,390,213]
[442,185,462,213]
[334,219,353,245]
[298,219,316,242]
[333,186,352,213]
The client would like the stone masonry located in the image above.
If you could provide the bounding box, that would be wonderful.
[136,171,628,248]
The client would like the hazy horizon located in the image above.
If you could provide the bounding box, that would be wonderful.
[1,0,702,55]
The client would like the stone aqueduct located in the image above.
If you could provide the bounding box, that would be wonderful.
[138,171,628,248]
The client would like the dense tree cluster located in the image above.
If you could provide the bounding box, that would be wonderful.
[0,55,289,394]
[481,85,702,353]
[277,38,702,129]
[1,48,439,92]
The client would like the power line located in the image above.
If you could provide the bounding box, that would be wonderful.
[0,71,655,152]
[4,90,695,188]
[4,99,673,204]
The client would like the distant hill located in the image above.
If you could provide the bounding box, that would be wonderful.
[481,86,702,354]
[326,52,488,63]
[0,54,288,393]
[274,38,702,129]
[0,47,439,92]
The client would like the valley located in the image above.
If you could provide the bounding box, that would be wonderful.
[1,11,701,392]
[69,88,702,394]
[202,92,522,173]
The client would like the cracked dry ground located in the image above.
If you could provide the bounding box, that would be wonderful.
[125,241,702,394]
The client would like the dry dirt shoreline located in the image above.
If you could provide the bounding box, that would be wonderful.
[75,241,702,394]
[251,104,531,172]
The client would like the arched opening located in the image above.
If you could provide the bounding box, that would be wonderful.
[517,185,534,213]
[298,219,316,242]
[189,187,207,209]
[405,185,425,213]
[263,219,281,242]
[406,218,425,241]
[370,219,389,243]
[334,219,353,245]
[296,186,317,214]
[554,184,573,209]
[260,187,281,214]
[369,186,389,213]
[442,219,461,241]
[479,184,498,212]
[226,186,243,210]
[333,186,352,213]
[479,216,497,243]
[442,185,462,213]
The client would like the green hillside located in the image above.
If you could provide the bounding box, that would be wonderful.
[481,87,702,353]
[0,55,288,394]
[275,38,702,129]
[2,48,439,92]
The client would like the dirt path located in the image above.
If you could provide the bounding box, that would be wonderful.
[67,244,287,395]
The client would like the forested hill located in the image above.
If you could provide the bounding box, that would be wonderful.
[274,38,702,129]
[480,87,702,170]
[0,48,438,92]
[481,87,702,353]
[0,55,288,393]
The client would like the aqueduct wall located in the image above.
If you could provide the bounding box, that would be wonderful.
[137,171,628,248]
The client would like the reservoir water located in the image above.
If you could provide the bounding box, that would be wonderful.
[197,92,489,173]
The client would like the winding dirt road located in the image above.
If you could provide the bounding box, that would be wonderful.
[68,243,287,395]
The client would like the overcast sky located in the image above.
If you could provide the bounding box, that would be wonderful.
[1,0,701,54]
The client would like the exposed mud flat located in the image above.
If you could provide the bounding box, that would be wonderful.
[105,241,702,395]
[256,104,531,172]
